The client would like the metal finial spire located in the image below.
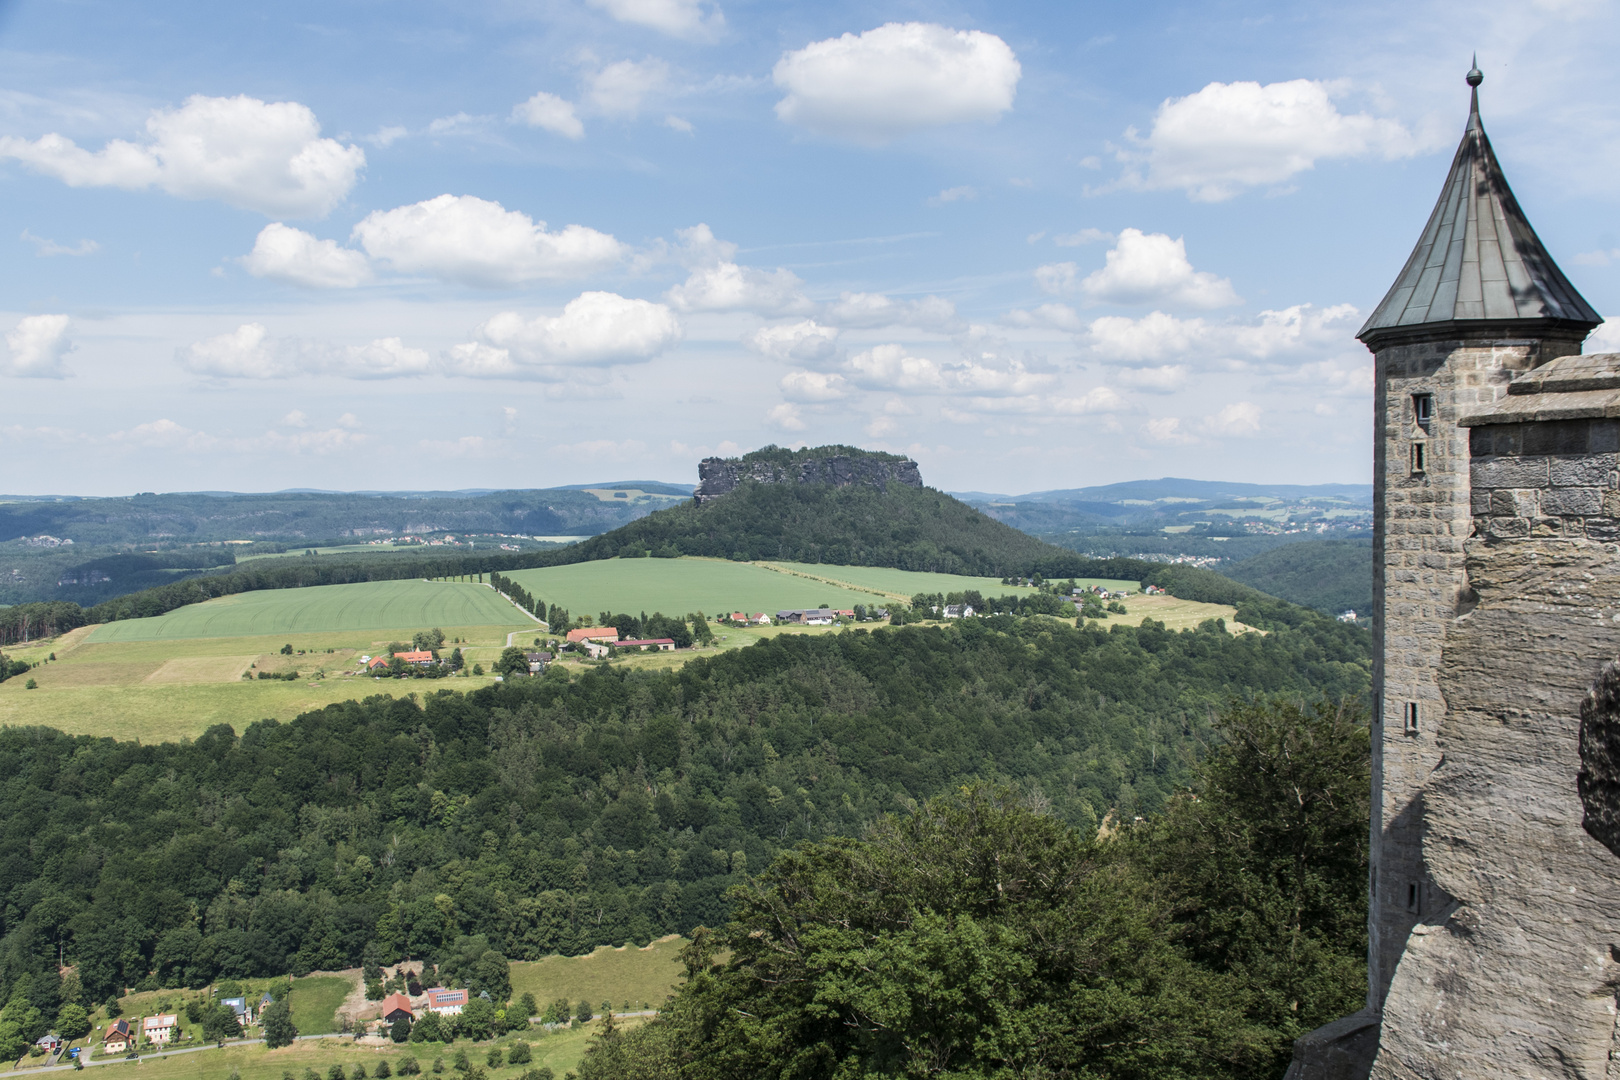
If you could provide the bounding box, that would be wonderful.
[1466,54,1483,87]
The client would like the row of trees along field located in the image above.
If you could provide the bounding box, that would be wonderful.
[578,699,1371,1080]
[0,612,1366,1015]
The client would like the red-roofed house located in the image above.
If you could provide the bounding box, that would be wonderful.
[617,638,676,651]
[394,650,434,666]
[366,656,390,672]
[102,1020,133,1054]
[566,627,620,644]
[381,993,415,1024]
[425,988,468,1015]
[750,613,771,625]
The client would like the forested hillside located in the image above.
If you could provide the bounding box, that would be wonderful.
[578,699,1371,1080]
[0,616,1368,1006]
[561,480,1058,575]
[1222,539,1373,616]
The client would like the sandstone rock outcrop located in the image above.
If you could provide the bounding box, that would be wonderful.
[694,448,923,504]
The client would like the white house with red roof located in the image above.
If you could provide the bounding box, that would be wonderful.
[424,988,467,1015]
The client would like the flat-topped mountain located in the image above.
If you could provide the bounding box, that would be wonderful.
[695,445,922,503]
[564,444,1061,575]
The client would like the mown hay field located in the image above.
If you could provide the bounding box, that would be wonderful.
[88,580,533,642]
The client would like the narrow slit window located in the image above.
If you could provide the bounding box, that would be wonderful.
[1406,882,1421,914]
[1404,701,1419,735]
[1411,442,1426,474]
[1413,393,1434,425]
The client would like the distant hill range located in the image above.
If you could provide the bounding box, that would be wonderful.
[0,484,690,548]
[954,477,1370,533]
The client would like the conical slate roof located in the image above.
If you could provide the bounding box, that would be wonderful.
[1358,65,1600,349]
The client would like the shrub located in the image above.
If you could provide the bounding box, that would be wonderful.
[329,1065,346,1080]
[375,1064,392,1079]
[506,1043,530,1065]
[485,1049,502,1069]
[353,1066,367,1080]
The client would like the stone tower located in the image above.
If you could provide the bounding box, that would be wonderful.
[1286,65,1603,1079]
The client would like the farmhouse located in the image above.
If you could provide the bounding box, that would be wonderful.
[942,604,975,618]
[525,651,551,673]
[365,656,389,672]
[381,993,414,1024]
[776,608,836,625]
[617,638,676,651]
[425,988,467,1015]
[221,996,251,1024]
[566,627,620,644]
[142,1014,177,1045]
[102,1020,132,1054]
[393,650,434,667]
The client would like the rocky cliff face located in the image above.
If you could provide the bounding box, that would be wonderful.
[694,450,923,504]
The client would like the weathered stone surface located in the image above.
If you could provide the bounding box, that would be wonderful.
[693,451,923,504]
[1370,538,1620,1079]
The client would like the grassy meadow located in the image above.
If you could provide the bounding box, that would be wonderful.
[87,580,533,642]
[508,937,685,1014]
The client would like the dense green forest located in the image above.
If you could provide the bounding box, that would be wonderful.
[0,615,1367,1006]
[576,699,1370,1080]
[1222,540,1373,616]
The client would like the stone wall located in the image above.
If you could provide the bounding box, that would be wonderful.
[695,452,923,504]
[1370,533,1620,1078]
[1368,337,1580,1012]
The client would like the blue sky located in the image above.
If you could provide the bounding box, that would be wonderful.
[3,0,1617,496]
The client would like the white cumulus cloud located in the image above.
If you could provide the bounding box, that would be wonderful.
[513,92,586,139]
[240,223,371,288]
[1200,401,1262,436]
[1041,229,1240,308]
[773,22,1020,144]
[0,95,364,218]
[1082,303,1360,367]
[177,323,432,380]
[746,320,841,364]
[766,403,806,430]
[587,59,670,117]
[444,292,681,379]
[351,195,625,287]
[5,314,73,378]
[666,262,808,314]
[780,370,849,401]
[1119,79,1420,202]
[587,0,723,40]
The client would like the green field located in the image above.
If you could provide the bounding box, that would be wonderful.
[509,937,686,1013]
[88,580,534,642]
[290,975,356,1036]
[502,557,1109,616]
[769,562,1137,603]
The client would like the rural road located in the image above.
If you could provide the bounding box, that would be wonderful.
[3,1013,662,1079]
